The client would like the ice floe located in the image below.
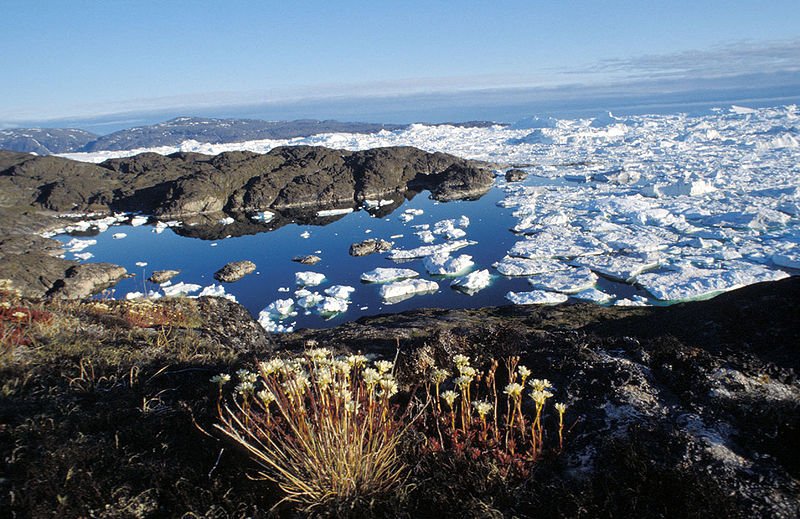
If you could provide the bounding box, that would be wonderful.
[423,253,474,276]
[162,282,202,297]
[295,271,326,286]
[379,279,439,304]
[505,290,569,305]
[387,240,476,260]
[360,268,420,283]
[527,266,598,293]
[451,269,492,294]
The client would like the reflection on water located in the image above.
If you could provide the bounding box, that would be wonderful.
[55,177,650,330]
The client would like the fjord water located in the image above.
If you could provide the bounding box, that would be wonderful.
[54,180,643,330]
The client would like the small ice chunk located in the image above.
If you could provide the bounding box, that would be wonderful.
[451,269,491,295]
[74,252,94,261]
[162,282,202,297]
[316,296,350,314]
[571,288,614,304]
[218,217,235,225]
[572,254,662,282]
[278,287,290,293]
[527,267,598,294]
[324,285,356,300]
[295,271,325,286]
[505,290,568,305]
[387,240,476,260]
[198,284,237,302]
[251,211,275,223]
[399,208,424,222]
[295,290,323,308]
[263,298,296,317]
[423,253,474,276]
[416,230,435,243]
[379,279,439,303]
[361,267,420,283]
[112,233,127,239]
[614,295,650,306]
[130,215,149,226]
[135,261,148,267]
[493,256,568,277]
[65,238,96,252]
[300,231,311,239]
[316,208,354,217]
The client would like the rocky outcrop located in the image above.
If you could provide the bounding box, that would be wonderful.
[0,146,494,219]
[214,260,256,283]
[0,128,97,155]
[505,168,528,182]
[46,263,128,300]
[349,238,393,257]
[282,277,800,517]
[292,255,321,265]
[148,270,180,284]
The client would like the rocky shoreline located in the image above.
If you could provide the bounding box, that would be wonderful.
[0,145,495,300]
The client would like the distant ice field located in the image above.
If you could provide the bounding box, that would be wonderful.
[53,104,800,331]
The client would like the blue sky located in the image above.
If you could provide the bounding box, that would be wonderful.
[1,0,799,125]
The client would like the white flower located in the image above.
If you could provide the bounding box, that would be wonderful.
[236,381,255,395]
[259,358,285,375]
[454,375,473,390]
[528,378,553,392]
[306,347,332,362]
[472,400,493,418]
[555,402,566,414]
[431,368,450,384]
[459,365,477,378]
[11,311,27,320]
[378,377,398,398]
[441,390,459,408]
[210,373,231,385]
[363,368,381,387]
[517,365,531,380]
[530,389,553,405]
[453,354,470,369]
[375,360,393,375]
[346,354,368,368]
[236,369,258,384]
[504,382,524,398]
[257,389,276,404]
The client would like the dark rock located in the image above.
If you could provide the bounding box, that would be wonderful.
[292,255,321,265]
[47,263,127,300]
[0,253,79,298]
[281,277,800,517]
[349,238,393,257]
[148,270,180,284]
[214,260,256,283]
[505,168,528,182]
[195,296,272,352]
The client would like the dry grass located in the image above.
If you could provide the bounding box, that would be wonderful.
[214,348,415,514]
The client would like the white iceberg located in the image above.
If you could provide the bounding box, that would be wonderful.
[65,238,96,252]
[316,296,350,314]
[218,217,235,225]
[527,267,598,294]
[324,285,356,299]
[424,253,474,276]
[387,240,476,260]
[505,290,568,305]
[162,282,202,297]
[112,233,127,239]
[361,267,420,283]
[571,287,614,304]
[130,215,149,226]
[451,269,492,294]
[508,231,608,259]
[493,256,568,277]
[379,279,439,303]
[295,289,323,308]
[251,210,275,223]
[572,254,663,282]
[198,284,237,302]
[316,208,354,217]
[295,271,325,286]
[262,298,296,317]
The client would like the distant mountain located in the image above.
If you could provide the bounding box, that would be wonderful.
[79,117,407,152]
[0,128,98,155]
[0,117,502,155]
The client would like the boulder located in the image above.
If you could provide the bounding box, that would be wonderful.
[349,238,393,257]
[214,260,256,283]
[47,263,128,300]
[505,168,529,182]
[292,255,321,265]
[148,270,180,284]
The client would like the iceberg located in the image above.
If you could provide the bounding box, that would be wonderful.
[571,287,614,304]
[423,253,474,276]
[162,282,202,297]
[508,231,609,259]
[262,298,296,317]
[361,267,420,283]
[572,254,663,282]
[316,296,350,315]
[295,271,325,286]
[451,269,492,295]
[387,240,476,260]
[527,266,598,294]
[493,256,568,277]
[65,238,96,252]
[324,285,356,300]
[316,208,354,217]
[505,290,568,305]
[379,279,439,303]
[198,284,237,302]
